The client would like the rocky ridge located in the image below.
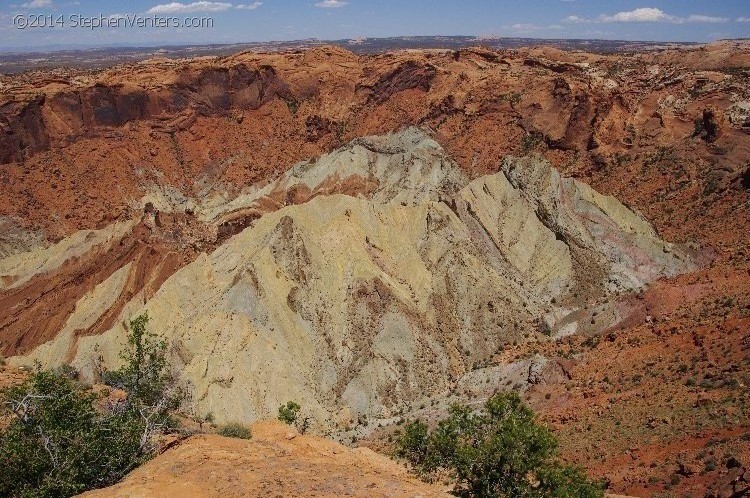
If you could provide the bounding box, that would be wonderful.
[80,420,450,498]
[10,129,693,429]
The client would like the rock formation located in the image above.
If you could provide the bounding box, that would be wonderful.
[1,41,748,497]
[9,129,693,428]
[80,421,451,498]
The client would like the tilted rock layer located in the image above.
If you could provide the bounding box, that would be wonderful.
[1,42,748,497]
[10,129,693,427]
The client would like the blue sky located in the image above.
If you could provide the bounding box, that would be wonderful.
[1,0,748,50]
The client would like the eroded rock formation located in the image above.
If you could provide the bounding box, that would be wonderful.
[8,129,693,428]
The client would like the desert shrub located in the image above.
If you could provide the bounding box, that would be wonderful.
[0,370,146,497]
[396,418,429,465]
[693,117,705,136]
[278,401,301,425]
[0,313,181,498]
[703,177,719,196]
[100,313,174,407]
[200,412,215,425]
[52,364,78,380]
[217,423,252,440]
[283,97,299,115]
[520,132,544,154]
[395,392,604,498]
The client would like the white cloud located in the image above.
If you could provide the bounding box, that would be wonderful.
[563,15,590,24]
[20,0,53,8]
[504,23,564,34]
[736,17,750,23]
[236,2,262,9]
[565,8,730,25]
[314,0,348,8]
[146,2,233,14]
[685,14,729,23]
[510,23,539,31]
[599,7,675,23]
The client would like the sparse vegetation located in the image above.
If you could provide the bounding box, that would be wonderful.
[715,66,750,76]
[693,116,705,136]
[100,313,176,407]
[278,401,301,425]
[283,97,300,116]
[217,423,252,439]
[395,392,604,497]
[0,313,181,498]
[201,412,215,425]
[520,132,544,154]
[499,91,522,106]
[642,145,676,172]
[703,176,719,196]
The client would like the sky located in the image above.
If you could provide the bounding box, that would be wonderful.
[0,0,748,51]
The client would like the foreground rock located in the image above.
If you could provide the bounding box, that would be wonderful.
[79,421,449,498]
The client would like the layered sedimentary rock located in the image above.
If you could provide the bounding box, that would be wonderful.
[2,43,748,248]
[0,65,290,164]
[8,129,694,427]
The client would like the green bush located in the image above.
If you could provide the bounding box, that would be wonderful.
[0,313,181,498]
[100,312,173,407]
[278,401,301,425]
[395,392,604,498]
[0,370,145,497]
[217,423,252,440]
[520,132,544,154]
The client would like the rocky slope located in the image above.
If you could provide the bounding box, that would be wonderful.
[79,420,450,498]
[1,41,749,497]
[8,128,693,429]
